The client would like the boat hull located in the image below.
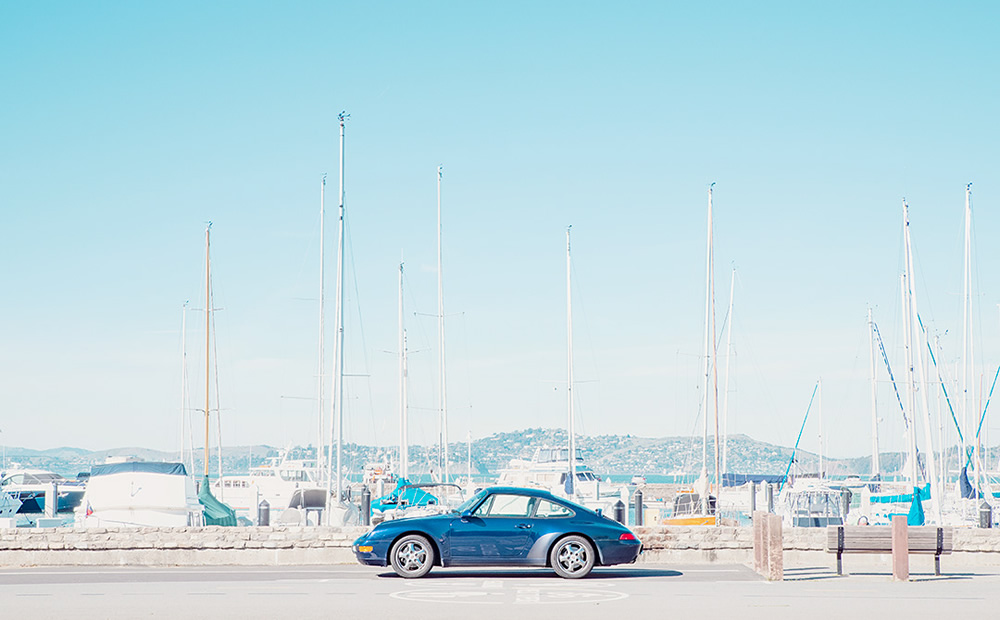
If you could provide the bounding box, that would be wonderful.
[664,515,717,526]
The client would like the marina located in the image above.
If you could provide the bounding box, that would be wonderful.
[4,11,1000,620]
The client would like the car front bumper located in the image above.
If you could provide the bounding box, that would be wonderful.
[352,536,389,567]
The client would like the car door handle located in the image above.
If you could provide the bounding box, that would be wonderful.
[516,523,532,529]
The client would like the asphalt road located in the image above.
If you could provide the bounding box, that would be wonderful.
[1,564,998,619]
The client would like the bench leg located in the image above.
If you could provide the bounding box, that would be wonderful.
[837,552,842,576]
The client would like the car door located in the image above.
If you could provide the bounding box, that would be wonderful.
[448,493,540,565]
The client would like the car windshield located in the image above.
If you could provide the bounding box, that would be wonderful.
[454,488,489,514]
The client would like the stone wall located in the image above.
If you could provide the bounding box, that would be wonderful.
[2,524,1000,568]
[0,525,369,567]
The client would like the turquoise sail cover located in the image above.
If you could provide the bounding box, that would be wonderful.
[868,483,931,504]
[907,491,926,525]
[198,476,238,526]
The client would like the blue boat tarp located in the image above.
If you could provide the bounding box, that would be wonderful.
[90,462,188,477]
[960,467,975,499]
[722,473,784,487]
[373,480,438,511]
[868,484,931,504]
[198,476,237,527]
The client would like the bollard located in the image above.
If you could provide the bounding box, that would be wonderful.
[765,483,774,513]
[980,500,993,529]
[45,482,58,518]
[765,513,784,581]
[258,499,270,527]
[361,485,371,527]
[634,489,644,526]
[891,514,909,581]
[749,482,757,517]
[613,500,625,524]
[840,488,851,519]
[752,511,765,575]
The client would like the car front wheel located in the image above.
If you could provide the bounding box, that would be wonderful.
[390,534,435,578]
[550,535,595,579]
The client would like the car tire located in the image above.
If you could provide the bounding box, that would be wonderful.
[550,535,595,579]
[390,534,435,578]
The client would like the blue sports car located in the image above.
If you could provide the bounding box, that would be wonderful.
[353,486,641,579]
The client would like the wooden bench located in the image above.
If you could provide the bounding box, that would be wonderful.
[826,525,953,576]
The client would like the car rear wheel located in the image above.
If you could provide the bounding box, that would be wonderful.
[550,535,595,579]
[390,534,435,578]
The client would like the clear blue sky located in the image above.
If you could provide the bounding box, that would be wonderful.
[2,2,998,467]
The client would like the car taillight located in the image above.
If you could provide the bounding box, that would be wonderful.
[619,533,637,541]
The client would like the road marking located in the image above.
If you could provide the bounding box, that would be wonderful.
[515,588,540,604]
[392,586,628,605]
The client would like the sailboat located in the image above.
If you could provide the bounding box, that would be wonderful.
[325,111,361,526]
[855,200,945,526]
[195,225,238,526]
[75,226,234,528]
[496,229,621,509]
[666,185,719,526]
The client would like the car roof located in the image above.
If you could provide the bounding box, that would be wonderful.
[483,486,559,499]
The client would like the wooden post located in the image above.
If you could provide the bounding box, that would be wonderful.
[891,515,909,581]
[767,513,783,581]
[753,511,765,575]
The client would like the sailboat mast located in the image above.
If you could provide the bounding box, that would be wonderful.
[317,174,327,479]
[437,165,449,484]
[704,184,722,508]
[900,269,919,489]
[204,224,212,479]
[180,301,189,472]
[566,226,576,498]
[329,111,349,509]
[818,378,824,478]
[961,184,972,480]
[700,186,714,491]
[904,200,942,521]
[721,268,735,477]
[398,261,408,479]
[868,308,881,478]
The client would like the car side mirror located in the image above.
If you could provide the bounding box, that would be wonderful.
[461,509,473,518]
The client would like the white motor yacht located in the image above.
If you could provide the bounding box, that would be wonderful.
[496,446,623,510]
[212,455,325,517]
[75,461,204,528]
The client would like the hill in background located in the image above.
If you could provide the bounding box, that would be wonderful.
[1,429,989,480]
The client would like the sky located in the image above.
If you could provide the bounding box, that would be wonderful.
[2,2,999,467]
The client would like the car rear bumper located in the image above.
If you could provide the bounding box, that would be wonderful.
[598,540,642,566]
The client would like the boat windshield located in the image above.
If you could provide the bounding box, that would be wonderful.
[454,489,489,514]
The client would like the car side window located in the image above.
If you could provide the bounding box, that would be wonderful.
[534,499,573,518]
[478,494,532,517]
[472,495,494,516]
